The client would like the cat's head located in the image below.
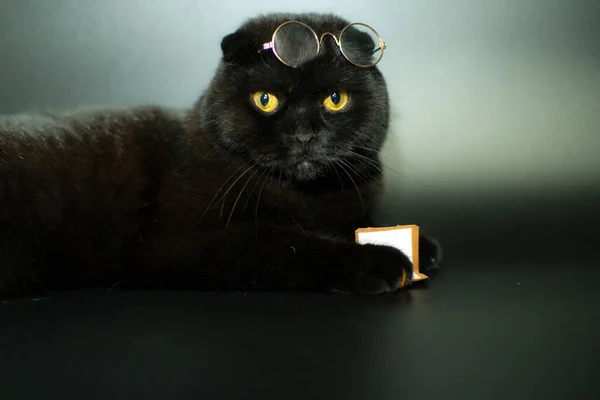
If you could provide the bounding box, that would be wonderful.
[195,13,389,182]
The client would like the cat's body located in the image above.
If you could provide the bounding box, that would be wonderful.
[0,13,441,299]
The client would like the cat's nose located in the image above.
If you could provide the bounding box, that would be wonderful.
[294,132,315,144]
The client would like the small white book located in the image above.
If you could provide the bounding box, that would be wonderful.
[355,225,428,288]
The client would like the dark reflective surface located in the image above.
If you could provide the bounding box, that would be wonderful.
[2,254,599,399]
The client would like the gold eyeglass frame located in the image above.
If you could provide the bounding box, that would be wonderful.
[262,21,387,68]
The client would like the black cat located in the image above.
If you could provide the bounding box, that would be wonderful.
[0,12,441,299]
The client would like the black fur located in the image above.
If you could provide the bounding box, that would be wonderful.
[0,13,441,299]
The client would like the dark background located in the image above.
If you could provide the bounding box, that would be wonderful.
[1,1,599,399]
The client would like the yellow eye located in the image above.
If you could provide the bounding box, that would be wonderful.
[252,91,279,113]
[323,90,349,112]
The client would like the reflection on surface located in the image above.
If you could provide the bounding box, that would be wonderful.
[1,263,599,399]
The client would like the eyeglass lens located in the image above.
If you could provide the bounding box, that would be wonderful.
[340,23,384,67]
[273,23,319,67]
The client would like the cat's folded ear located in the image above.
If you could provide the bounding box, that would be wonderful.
[221,29,261,66]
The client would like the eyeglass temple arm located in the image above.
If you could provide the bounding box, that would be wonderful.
[373,41,387,53]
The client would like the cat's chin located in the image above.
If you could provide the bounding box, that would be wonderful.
[295,160,319,181]
[285,160,325,182]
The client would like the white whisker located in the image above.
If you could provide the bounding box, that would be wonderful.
[219,164,257,219]
[225,165,262,228]
[329,161,345,191]
[334,160,365,214]
[197,165,245,226]
[255,168,272,227]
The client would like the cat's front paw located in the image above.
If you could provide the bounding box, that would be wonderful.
[419,235,443,276]
[333,244,414,295]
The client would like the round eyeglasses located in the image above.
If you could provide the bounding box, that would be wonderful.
[262,21,387,68]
